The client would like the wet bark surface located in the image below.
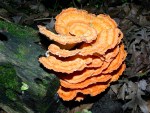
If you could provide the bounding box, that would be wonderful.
[0,21,60,113]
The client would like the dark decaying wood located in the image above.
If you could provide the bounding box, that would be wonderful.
[0,20,60,113]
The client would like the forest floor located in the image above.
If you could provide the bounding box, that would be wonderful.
[0,0,150,113]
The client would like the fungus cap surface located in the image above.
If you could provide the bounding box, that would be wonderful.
[38,8,127,101]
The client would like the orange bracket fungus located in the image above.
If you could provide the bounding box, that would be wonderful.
[38,8,127,101]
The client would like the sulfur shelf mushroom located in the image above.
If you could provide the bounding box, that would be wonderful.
[38,8,127,101]
[48,44,79,57]
[58,46,121,84]
[58,68,95,84]
[57,63,126,101]
[55,8,117,35]
[104,45,119,62]
[60,74,112,89]
[48,28,123,57]
[38,23,97,45]
[102,44,127,74]
[87,56,103,68]
[39,55,92,74]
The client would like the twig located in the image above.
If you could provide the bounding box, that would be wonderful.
[0,16,11,23]
[72,0,78,8]
[34,18,54,21]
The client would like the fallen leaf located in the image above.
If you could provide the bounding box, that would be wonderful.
[138,80,147,91]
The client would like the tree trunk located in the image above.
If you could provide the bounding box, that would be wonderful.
[0,21,60,113]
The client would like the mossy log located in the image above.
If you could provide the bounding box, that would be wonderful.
[0,21,61,113]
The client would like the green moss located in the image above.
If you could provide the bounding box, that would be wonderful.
[0,42,5,50]
[14,44,30,61]
[6,89,17,101]
[0,63,21,101]
[0,21,38,39]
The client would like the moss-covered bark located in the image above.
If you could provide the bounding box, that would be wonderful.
[0,20,60,113]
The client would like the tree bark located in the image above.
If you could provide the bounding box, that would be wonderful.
[0,21,60,113]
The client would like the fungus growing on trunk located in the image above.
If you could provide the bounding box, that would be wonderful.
[38,8,127,101]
